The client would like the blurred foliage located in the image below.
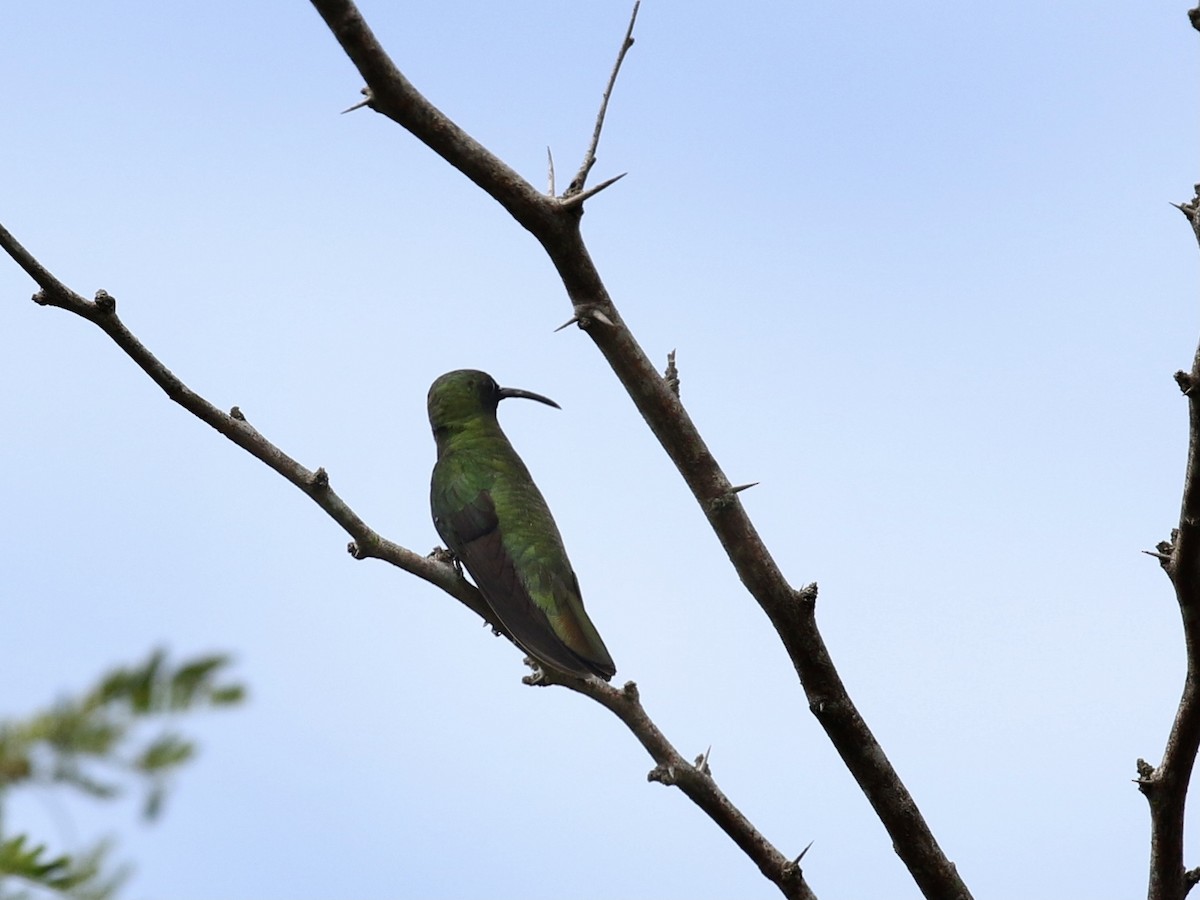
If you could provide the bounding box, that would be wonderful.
[0,650,244,898]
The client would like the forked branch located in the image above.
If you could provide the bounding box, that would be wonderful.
[307,2,972,898]
[0,217,814,900]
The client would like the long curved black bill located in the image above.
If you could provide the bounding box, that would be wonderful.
[498,386,561,409]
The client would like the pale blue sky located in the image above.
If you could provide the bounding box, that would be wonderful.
[2,2,1198,898]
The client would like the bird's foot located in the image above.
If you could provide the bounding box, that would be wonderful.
[428,545,464,577]
[521,657,551,687]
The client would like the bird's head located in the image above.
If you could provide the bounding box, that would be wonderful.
[427,369,560,432]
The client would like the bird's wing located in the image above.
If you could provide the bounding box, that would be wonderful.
[442,488,610,680]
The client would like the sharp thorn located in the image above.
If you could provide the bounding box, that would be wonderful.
[554,315,581,333]
[794,840,814,864]
[560,172,628,209]
[341,89,372,115]
[730,482,759,494]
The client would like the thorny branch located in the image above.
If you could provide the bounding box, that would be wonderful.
[1143,182,1200,900]
[0,212,814,894]
[0,4,976,899]
[310,2,970,899]
[0,222,485,621]
[531,668,816,900]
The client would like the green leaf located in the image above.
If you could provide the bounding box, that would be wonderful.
[49,761,120,799]
[135,734,195,774]
[168,655,229,710]
[127,649,166,714]
[208,685,246,707]
[0,727,32,787]
[0,834,81,890]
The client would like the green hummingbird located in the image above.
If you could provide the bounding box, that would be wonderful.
[428,369,617,681]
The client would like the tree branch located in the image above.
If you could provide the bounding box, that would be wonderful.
[0,216,814,896]
[307,3,972,898]
[530,668,816,900]
[1143,183,1200,900]
[309,0,554,238]
[0,221,488,627]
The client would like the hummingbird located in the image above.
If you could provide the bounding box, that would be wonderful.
[427,369,617,681]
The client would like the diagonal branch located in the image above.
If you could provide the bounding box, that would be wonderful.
[532,668,816,900]
[0,221,487,625]
[308,1,553,237]
[1142,184,1200,900]
[0,217,814,898]
[308,3,973,899]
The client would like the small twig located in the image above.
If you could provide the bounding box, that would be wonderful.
[565,0,640,196]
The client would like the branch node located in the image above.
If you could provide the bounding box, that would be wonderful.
[1176,370,1197,395]
[621,680,639,702]
[31,290,49,306]
[693,745,712,775]
[1185,866,1200,891]
[93,289,116,314]
[1147,534,1178,574]
[309,467,330,489]
[809,695,833,718]
[663,349,680,397]
[1190,6,1200,31]
[710,482,759,511]
[796,583,819,606]
[230,406,246,421]
[554,306,615,333]
[647,762,677,785]
[708,495,733,512]
[1136,757,1157,781]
